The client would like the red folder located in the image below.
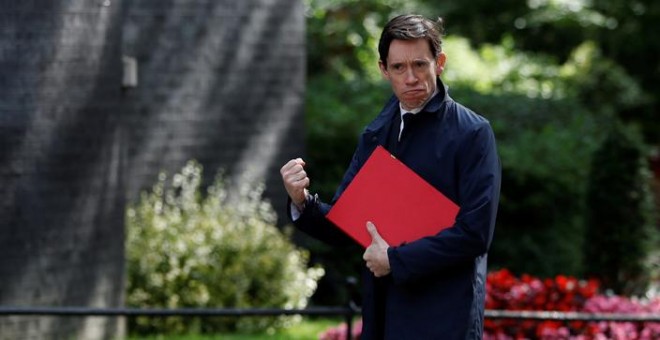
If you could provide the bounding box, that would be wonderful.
[326,146,459,248]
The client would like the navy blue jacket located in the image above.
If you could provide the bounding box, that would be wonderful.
[291,80,501,339]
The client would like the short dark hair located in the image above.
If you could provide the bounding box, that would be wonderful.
[378,14,444,68]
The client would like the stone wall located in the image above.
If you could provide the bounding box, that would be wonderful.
[122,0,305,210]
[0,0,304,338]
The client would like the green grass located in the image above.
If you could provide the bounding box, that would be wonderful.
[127,317,342,340]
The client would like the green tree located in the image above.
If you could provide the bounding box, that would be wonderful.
[422,0,660,144]
[584,124,656,295]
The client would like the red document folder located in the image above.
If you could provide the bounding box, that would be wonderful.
[326,146,459,248]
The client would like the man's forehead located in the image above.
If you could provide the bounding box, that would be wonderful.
[388,40,434,62]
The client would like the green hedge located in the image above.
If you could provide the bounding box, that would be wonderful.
[452,86,601,277]
[125,161,324,335]
[584,124,656,295]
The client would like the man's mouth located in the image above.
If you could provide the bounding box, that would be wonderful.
[404,89,424,95]
[403,90,427,100]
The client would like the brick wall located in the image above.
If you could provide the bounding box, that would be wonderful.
[122,0,305,219]
[0,0,304,338]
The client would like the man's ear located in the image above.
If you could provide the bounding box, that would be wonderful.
[435,52,447,76]
[379,60,390,80]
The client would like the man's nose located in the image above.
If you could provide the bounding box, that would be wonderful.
[404,68,418,84]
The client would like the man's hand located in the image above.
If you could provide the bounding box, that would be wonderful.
[280,158,310,210]
[363,221,391,277]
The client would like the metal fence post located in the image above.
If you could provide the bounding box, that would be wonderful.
[345,276,359,340]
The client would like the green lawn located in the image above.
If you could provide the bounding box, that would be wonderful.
[127,318,342,340]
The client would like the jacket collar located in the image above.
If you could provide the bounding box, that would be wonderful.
[365,78,451,143]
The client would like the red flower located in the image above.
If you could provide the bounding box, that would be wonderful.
[484,269,608,338]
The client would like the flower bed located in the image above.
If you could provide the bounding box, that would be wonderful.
[485,269,659,339]
[319,269,659,339]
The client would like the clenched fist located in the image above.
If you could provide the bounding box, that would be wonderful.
[280,158,310,209]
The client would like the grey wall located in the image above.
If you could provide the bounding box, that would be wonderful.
[122,0,305,210]
[0,0,304,338]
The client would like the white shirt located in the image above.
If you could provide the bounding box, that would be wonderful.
[397,88,439,141]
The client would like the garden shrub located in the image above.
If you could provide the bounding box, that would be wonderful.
[125,161,324,335]
[453,86,602,277]
[584,123,656,295]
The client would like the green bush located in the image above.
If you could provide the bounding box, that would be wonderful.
[584,123,656,295]
[453,86,602,277]
[125,161,324,335]
[442,38,649,278]
[305,75,390,200]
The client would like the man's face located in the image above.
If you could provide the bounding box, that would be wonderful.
[379,39,446,111]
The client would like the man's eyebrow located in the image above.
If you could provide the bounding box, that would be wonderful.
[390,58,430,63]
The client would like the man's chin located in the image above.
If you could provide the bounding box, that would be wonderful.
[401,99,425,110]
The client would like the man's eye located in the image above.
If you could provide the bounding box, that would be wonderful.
[415,61,428,69]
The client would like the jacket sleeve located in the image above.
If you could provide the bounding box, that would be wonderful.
[287,145,365,247]
[388,121,501,285]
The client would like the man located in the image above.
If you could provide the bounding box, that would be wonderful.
[280,14,501,339]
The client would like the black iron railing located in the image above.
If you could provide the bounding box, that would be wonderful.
[2,306,657,321]
[1,305,658,339]
[484,309,660,322]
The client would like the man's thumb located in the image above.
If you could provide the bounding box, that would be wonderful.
[366,221,381,240]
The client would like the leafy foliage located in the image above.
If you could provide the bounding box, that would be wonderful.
[305,75,390,200]
[306,0,419,79]
[422,0,660,144]
[303,0,658,304]
[584,124,656,295]
[125,161,324,335]
[456,88,597,276]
